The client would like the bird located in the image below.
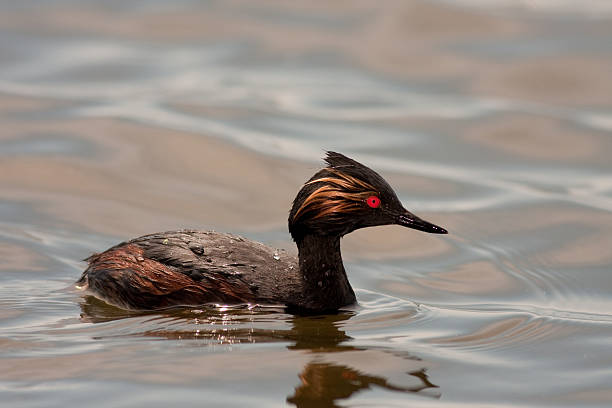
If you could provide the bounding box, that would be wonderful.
[77,151,447,313]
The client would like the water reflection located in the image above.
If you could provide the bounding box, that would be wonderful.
[79,297,440,406]
[287,362,438,408]
[285,314,439,406]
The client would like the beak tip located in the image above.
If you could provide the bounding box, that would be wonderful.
[426,225,448,234]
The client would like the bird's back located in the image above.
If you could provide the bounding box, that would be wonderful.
[79,230,300,310]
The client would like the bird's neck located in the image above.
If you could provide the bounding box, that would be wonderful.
[293,234,356,312]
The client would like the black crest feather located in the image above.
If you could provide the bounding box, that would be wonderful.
[323,151,391,191]
[324,151,363,169]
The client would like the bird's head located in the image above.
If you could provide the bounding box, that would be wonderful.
[288,152,447,242]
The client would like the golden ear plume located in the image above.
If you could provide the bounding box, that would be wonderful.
[292,169,378,222]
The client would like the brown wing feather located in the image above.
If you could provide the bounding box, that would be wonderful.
[81,243,255,310]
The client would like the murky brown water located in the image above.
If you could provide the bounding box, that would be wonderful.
[2,1,612,407]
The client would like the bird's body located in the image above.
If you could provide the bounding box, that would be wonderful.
[79,230,302,310]
[78,152,446,313]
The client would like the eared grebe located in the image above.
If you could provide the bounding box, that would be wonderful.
[78,152,447,313]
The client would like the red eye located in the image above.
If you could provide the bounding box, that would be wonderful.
[366,196,381,208]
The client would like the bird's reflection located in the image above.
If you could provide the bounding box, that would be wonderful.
[284,313,439,406]
[79,296,440,406]
[287,362,438,408]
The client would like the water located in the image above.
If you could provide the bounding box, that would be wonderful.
[1,1,612,407]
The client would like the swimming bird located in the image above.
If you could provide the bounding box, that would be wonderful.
[78,152,447,313]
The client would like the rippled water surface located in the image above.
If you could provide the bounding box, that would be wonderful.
[2,1,612,407]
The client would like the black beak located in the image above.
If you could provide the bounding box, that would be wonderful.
[397,211,448,234]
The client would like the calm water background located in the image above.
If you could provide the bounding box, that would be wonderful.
[2,1,612,407]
